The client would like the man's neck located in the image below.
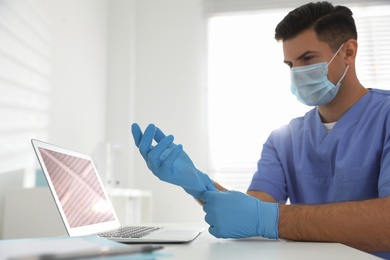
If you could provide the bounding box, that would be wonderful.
[318,83,369,123]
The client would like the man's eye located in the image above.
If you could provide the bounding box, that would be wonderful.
[303,55,314,62]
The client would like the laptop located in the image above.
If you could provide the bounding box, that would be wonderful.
[31,139,203,244]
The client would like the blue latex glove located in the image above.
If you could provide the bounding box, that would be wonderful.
[131,123,217,200]
[201,190,279,239]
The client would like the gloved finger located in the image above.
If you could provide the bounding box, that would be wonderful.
[154,127,179,161]
[131,123,143,147]
[200,190,215,205]
[161,144,183,170]
[204,176,219,192]
[138,124,156,160]
[204,212,214,225]
[201,191,220,214]
[154,127,167,143]
[203,213,218,237]
[208,226,221,239]
[148,135,174,163]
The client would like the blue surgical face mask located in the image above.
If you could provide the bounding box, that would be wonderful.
[290,44,349,106]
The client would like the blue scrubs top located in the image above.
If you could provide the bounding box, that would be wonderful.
[248,88,390,203]
[248,89,390,257]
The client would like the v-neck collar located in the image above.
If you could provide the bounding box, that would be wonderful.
[313,90,372,145]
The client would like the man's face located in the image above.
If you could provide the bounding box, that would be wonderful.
[282,29,345,85]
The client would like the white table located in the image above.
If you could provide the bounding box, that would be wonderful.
[155,228,380,260]
[0,225,381,260]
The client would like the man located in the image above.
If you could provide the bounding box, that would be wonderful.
[132,1,390,258]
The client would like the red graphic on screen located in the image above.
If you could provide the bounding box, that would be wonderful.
[39,148,115,228]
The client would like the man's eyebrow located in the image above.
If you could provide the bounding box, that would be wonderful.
[284,50,317,64]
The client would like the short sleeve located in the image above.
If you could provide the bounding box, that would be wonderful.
[247,129,288,203]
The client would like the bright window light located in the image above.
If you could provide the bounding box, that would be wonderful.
[207,6,390,192]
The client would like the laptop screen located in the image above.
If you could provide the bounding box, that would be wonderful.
[32,139,120,236]
[38,148,115,228]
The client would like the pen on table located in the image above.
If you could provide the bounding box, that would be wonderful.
[8,245,164,260]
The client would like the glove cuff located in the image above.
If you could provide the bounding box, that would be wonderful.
[198,170,217,191]
[257,201,279,240]
[183,171,216,200]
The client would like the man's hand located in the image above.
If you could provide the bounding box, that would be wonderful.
[131,123,217,200]
[201,190,279,239]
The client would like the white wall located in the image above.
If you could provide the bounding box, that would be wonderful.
[38,0,209,224]
[131,0,209,224]
[105,0,136,188]
[40,0,108,154]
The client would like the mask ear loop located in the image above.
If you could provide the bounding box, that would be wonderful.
[327,43,349,87]
[335,65,349,87]
[328,43,345,65]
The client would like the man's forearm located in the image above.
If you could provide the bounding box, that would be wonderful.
[278,197,390,252]
[213,181,228,191]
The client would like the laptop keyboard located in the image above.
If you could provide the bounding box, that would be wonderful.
[99,226,161,238]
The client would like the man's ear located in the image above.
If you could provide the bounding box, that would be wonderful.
[344,39,358,63]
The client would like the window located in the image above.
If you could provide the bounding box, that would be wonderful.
[207,4,390,192]
[0,0,51,178]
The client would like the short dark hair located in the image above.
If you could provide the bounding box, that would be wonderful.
[274,1,357,51]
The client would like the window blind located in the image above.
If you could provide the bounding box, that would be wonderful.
[0,0,51,177]
[355,6,390,87]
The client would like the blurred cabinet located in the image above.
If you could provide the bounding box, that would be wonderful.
[1,187,152,239]
[107,187,153,225]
